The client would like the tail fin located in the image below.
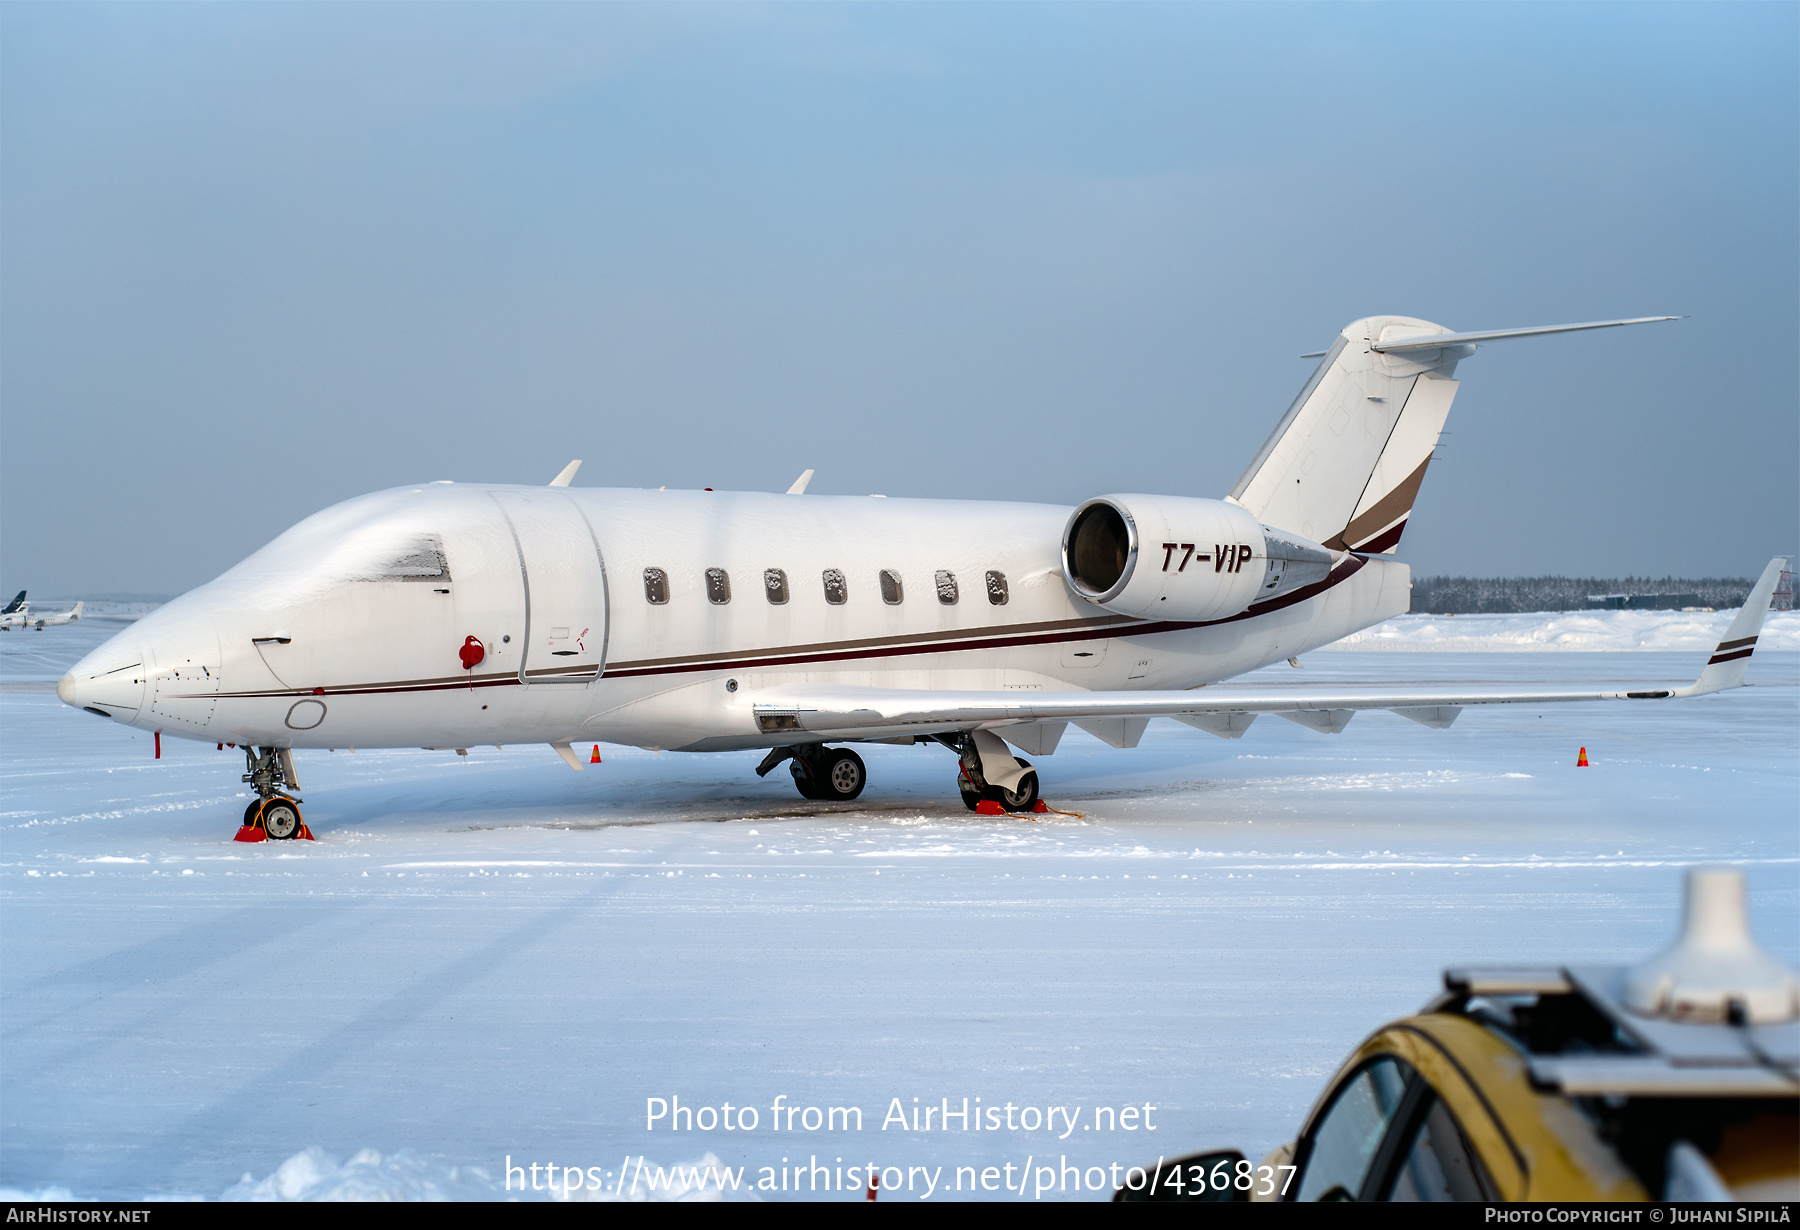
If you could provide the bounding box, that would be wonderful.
[1227,316,1461,553]
[1228,313,1679,554]
[1,590,25,614]
[1677,557,1788,697]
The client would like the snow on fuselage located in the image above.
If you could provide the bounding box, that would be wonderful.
[57,483,1409,752]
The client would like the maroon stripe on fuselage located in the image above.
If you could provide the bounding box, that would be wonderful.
[176,557,1370,697]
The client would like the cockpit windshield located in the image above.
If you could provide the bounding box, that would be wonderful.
[353,535,451,582]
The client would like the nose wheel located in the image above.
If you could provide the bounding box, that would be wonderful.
[234,745,315,842]
[235,796,313,842]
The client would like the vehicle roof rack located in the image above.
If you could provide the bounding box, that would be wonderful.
[1429,871,1799,1098]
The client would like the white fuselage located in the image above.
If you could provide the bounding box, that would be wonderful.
[59,483,1409,753]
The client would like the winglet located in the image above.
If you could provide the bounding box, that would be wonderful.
[1676,557,1788,697]
[549,460,582,488]
[549,741,585,770]
[786,469,815,495]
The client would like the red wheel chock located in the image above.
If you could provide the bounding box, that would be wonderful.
[974,799,1006,815]
[232,807,316,842]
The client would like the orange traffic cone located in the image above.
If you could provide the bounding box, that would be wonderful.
[590,744,602,764]
[1577,747,1589,767]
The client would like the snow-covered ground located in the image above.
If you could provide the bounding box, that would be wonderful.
[1338,607,1800,652]
[2,613,1795,1201]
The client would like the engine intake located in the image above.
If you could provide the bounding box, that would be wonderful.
[1061,495,1332,621]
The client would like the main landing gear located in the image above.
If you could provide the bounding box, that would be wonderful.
[950,734,1040,814]
[755,735,1044,814]
[756,744,867,802]
[234,746,314,843]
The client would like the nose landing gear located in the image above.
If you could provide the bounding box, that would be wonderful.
[234,746,314,842]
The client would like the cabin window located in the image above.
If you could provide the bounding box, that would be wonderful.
[764,568,789,605]
[706,568,732,605]
[935,570,959,605]
[643,568,668,605]
[985,570,1009,605]
[822,569,847,606]
[879,570,904,605]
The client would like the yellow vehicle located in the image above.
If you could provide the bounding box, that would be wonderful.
[1121,869,1799,1202]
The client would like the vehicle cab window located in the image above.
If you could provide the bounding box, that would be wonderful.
[1294,1056,1412,1201]
[1386,1095,1498,1201]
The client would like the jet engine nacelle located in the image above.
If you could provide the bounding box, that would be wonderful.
[1061,495,1333,621]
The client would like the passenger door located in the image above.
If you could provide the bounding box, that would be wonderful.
[490,489,608,684]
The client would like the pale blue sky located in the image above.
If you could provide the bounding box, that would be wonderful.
[4,2,1795,594]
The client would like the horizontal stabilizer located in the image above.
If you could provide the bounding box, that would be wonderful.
[1370,316,1679,353]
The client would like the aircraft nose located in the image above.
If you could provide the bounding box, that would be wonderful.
[60,638,151,721]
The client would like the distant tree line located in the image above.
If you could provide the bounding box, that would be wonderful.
[1408,576,1753,614]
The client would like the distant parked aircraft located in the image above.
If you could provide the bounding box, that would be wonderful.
[1,597,83,631]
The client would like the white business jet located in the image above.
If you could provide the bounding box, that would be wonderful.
[1,592,83,630]
[57,314,1785,840]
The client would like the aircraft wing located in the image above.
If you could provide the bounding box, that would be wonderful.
[749,557,1788,745]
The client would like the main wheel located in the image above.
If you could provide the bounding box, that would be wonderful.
[789,758,824,799]
[816,748,866,801]
[243,799,264,828]
[958,778,982,811]
[262,797,302,840]
[984,766,1040,813]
